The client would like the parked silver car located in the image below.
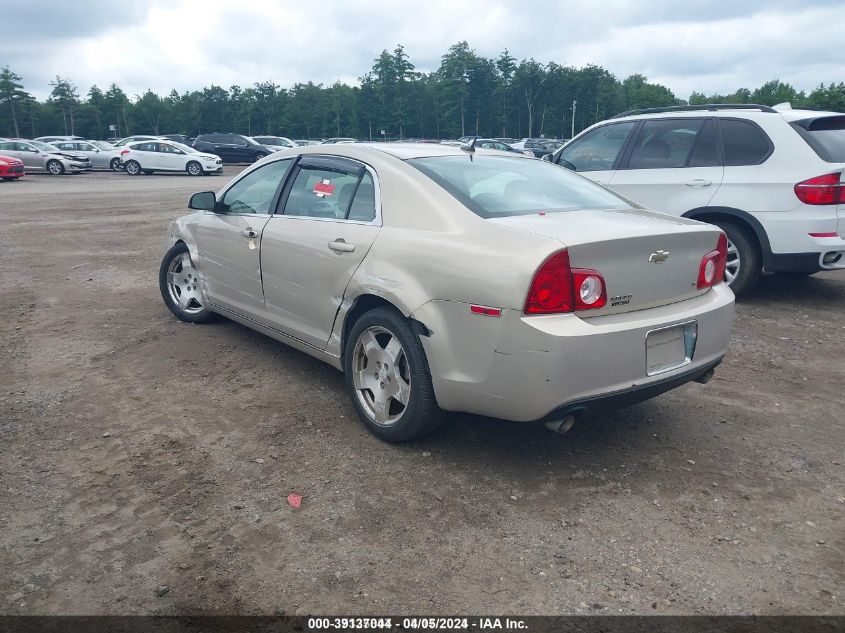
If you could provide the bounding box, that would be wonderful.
[0,140,92,174]
[51,140,123,171]
[159,144,734,441]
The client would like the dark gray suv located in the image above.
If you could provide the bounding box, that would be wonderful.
[192,133,275,163]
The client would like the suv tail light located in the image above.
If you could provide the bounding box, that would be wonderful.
[524,250,607,314]
[697,233,728,289]
[794,172,845,205]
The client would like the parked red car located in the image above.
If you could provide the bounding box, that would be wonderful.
[0,154,24,180]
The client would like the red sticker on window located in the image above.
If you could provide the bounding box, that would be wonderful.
[313,179,334,197]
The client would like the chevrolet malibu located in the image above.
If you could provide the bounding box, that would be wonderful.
[159,144,735,441]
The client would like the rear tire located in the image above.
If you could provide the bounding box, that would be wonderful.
[110,158,121,171]
[124,160,141,175]
[186,161,202,176]
[47,160,65,175]
[712,220,761,296]
[343,307,444,442]
[253,152,267,162]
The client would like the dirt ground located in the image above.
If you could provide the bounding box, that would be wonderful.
[1,168,843,616]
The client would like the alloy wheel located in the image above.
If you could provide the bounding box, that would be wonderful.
[166,253,204,314]
[351,326,411,426]
[724,238,741,285]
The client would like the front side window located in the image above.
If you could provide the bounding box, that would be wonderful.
[559,122,637,171]
[719,119,772,166]
[410,155,632,219]
[626,119,703,169]
[282,159,370,220]
[159,143,183,154]
[219,158,292,215]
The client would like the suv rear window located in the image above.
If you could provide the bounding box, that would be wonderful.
[409,155,632,218]
[791,116,845,163]
[719,119,772,166]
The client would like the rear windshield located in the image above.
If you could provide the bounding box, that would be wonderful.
[791,116,845,163]
[408,155,633,218]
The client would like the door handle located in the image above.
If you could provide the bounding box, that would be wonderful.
[328,239,355,253]
[241,227,258,239]
[685,179,712,187]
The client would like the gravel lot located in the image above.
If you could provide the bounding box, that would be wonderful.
[1,169,843,615]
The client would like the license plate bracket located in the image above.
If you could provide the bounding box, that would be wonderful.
[646,321,697,376]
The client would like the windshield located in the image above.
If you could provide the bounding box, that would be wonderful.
[30,141,60,152]
[170,141,198,153]
[408,155,633,218]
[792,116,845,163]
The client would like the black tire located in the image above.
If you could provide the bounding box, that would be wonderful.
[46,159,65,176]
[110,158,121,171]
[343,307,444,442]
[186,161,202,176]
[253,152,267,162]
[158,242,215,323]
[124,160,141,176]
[712,220,761,296]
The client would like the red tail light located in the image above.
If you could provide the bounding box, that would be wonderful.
[697,232,728,289]
[525,250,606,314]
[794,172,845,205]
[120,149,130,156]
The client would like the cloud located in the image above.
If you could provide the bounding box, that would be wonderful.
[3,0,843,101]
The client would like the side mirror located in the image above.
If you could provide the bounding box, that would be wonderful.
[189,191,216,211]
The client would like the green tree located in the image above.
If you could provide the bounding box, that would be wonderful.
[0,67,33,137]
[49,76,80,135]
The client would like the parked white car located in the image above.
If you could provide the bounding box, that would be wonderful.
[51,140,123,171]
[549,104,845,294]
[120,140,223,176]
[159,143,734,441]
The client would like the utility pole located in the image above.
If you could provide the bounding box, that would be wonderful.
[571,100,577,139]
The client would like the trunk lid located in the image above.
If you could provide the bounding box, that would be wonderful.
[490,208,724,315]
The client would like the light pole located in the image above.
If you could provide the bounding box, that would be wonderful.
[571,100,577,139]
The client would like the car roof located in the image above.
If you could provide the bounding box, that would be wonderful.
[610,105,843,124]
[297,142,530,161]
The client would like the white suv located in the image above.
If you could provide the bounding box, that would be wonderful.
[548,104,845,294]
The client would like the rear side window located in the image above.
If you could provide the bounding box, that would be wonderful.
[282,159,367,220]
[627,119,703,169]
[719,119,772,166]
[559,121,637,172]
[410,155,632,219]
[791,116,845,163]
[687,119,720,167]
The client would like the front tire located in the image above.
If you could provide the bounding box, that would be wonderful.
[344,307,444,442]
[47,160,65,175]
[186,161,202,176]
[159,242,214,323]
[713,220,761,296]
[124,160,141,176]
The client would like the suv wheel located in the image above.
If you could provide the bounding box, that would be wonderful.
[713,220,761,296]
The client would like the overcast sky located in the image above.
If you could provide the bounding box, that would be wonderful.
[4,0,844,101]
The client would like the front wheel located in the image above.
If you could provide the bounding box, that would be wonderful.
[124,160,141,176]
[186,161,202,176]
[344,307,444,442]
[110,158,121,171]
[158,242,214,323]
[712,220,761,296]
[47,160,65,175]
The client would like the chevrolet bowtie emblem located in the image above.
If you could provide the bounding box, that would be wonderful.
[648,250,670,263]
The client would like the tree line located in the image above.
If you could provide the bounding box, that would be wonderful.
[1,42,843,141]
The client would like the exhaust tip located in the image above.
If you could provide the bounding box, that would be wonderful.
[545,415,576,435]
[822,251,842,266]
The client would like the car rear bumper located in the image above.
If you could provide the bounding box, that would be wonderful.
[757,208,845,271]
[414,283,735,422]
